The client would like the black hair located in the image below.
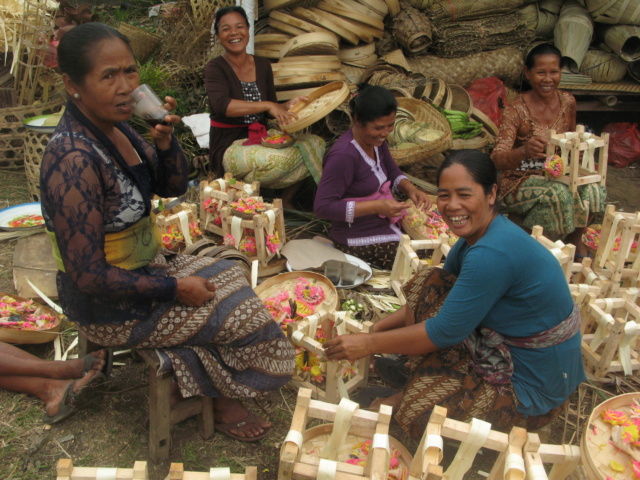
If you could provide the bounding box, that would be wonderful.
[214,6,249,35]
[349,84,398,126]
[58,23,133,85]
[525,43,563,70]
[436,149,500,209]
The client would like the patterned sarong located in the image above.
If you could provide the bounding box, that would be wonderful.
[223,131,325,188]
[395,267,565,439]
[74,256,296,399]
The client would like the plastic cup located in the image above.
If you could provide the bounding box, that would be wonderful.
[130,84,170,127]
[340,261,359,286]
[323,260,342,285]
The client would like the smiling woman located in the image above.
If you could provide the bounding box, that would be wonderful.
[323,149,585,440]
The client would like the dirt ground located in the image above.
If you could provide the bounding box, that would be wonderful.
[0,164,639,480]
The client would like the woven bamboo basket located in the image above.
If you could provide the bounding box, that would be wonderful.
[316,0,385,30]
[554,1,594,72]
[536,9,559,38]
[23,130,52,202]
[431,9,535,58]
[579,49,628,83]
[291,7,360,45]
[189,0,231,29]
[254,271,339,311]
[0,293,62,344]
[281,81,350,133]
[280,31,340,57]
[448,83,473,114]
[270,11,331,35]
[600,24,640,62]
[391,3,433,56]
[540,0,563,14]
[118,23,161,63]
[389,98,452,167]
[406,46,524,88]
[0,97,65,166]
[585,0,640,25]
[339,64,365,85]
[427,0,533,22]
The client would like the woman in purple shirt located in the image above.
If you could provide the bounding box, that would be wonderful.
[314,85,430,269]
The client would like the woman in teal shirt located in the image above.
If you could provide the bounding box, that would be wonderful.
[324,149,585,439]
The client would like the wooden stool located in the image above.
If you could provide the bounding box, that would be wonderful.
[78,336,214,463]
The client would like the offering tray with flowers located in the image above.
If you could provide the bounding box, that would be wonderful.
[261,132,294,149]
[582,393,640,480]
[229,195,268,219]
[402,198,459,245]
[0,293,61,344]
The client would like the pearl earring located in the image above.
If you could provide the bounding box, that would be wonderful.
[73,93,80,99]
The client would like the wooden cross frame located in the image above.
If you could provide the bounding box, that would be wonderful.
[56,459,147,480]
[164,463,257,480]
[530,225,576,283]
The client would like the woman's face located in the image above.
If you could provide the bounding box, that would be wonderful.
[437,163,497,245]
[525,53,562,98]
[353,111,396,150]
[216,12,249,54]
[66,37,140,131]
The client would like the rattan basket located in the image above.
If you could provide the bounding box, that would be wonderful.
[389,97,452,167]
[579,49,628,82]
[118,23,161,63]
[391,3,433,56]
[600,24,640,62]
[23,130,52,201]
[585,0,640,25]
[554,1,594,72]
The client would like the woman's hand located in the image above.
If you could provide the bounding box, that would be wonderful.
[377,199,410,219]
[408,189,431,210]
[176,276,216,307]
[267,102,299,126]
[522,135,548,159]
[150,96,181,151]
[284,95,308,110]
[324,333,371,361]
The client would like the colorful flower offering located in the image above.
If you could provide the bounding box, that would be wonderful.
[161,223,202,251]
[8,213,44,228]
[262,132,293,145]
[294,277,326,306]
[600,399,640,478]
[230,196,266,215]
[405,204,458,245]
[583,224,638,254]
[203,198,222,226]
[544,154,565,178]
[0,295,58,330]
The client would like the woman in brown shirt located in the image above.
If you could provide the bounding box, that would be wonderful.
[491,43,606,258]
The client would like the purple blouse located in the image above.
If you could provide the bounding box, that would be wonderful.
[314,129,407,246]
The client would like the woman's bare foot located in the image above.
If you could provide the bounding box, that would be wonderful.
[50,349,106,380]
[370,392,403,413]
[214,398,271,440]
[43,368,103,419]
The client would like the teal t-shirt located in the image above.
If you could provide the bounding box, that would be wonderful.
[425,214,585,416]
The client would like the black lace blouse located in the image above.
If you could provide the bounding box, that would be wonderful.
[40,101,189,324]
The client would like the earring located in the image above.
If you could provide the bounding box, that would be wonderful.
[73,93,80,99]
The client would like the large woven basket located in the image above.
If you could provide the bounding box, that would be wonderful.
[389,97,452,167]
[118,23,161,63]
[406,46,524,88]
[554,1,594,72]
[600,24,640,61]
[579,49,628,82]
[23,130,52,202]
[584,0,640,25]
[0,293,62,344]
[391,3,433,56]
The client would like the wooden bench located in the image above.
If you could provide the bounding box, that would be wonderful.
[79,337,214,463]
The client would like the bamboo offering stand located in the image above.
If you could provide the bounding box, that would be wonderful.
[279,388,411,480]
[164,463,257,480]
[219,197,286,277]
[155,201,199,251]
[592,205,640,297]
[389,234,451,304]
[411,406,580,480]
[199,173,260,237]
[288,309,373,403]
[530,225,576,283]
[545,124,609,195]
[580,289,640,379]
[56,459,148,480]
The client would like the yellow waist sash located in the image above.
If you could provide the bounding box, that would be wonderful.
[47,213,162,272]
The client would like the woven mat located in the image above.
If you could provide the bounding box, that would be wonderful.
[560,81,640,93]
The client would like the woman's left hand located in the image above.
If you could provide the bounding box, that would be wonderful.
[323,333,371,361]
[268,102,299,126]
[150,96,181,150]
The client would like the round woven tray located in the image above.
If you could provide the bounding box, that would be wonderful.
[269,18,307,37]
[281,81,350,133]
[324,0,385,21]
[0,293,62,344]
[270,10,331,35]
[308,7,364,45]
[280,31,340,57]
[254,271,339,311]
[582,392,640,480]
[274,71,347,89]
[389,97,452,167]
[451,130,490,150]
[255,33,292,45]
[338,43,377,62]
[276,87,318,102]
[316,0,385,30]
[426,77,446,107]
[448,84,473,115]
[300,424,412,476]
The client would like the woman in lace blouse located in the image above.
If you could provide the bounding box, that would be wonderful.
[491,43,606,259]
[40,23,294,442]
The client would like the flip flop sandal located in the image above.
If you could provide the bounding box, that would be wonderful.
[374,355,409,389]
[82,349,113,378]
[43,372,107,425]
[214,411,271,443]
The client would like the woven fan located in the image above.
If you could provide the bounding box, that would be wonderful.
[281,81,350,133]
[279,32,340,57]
